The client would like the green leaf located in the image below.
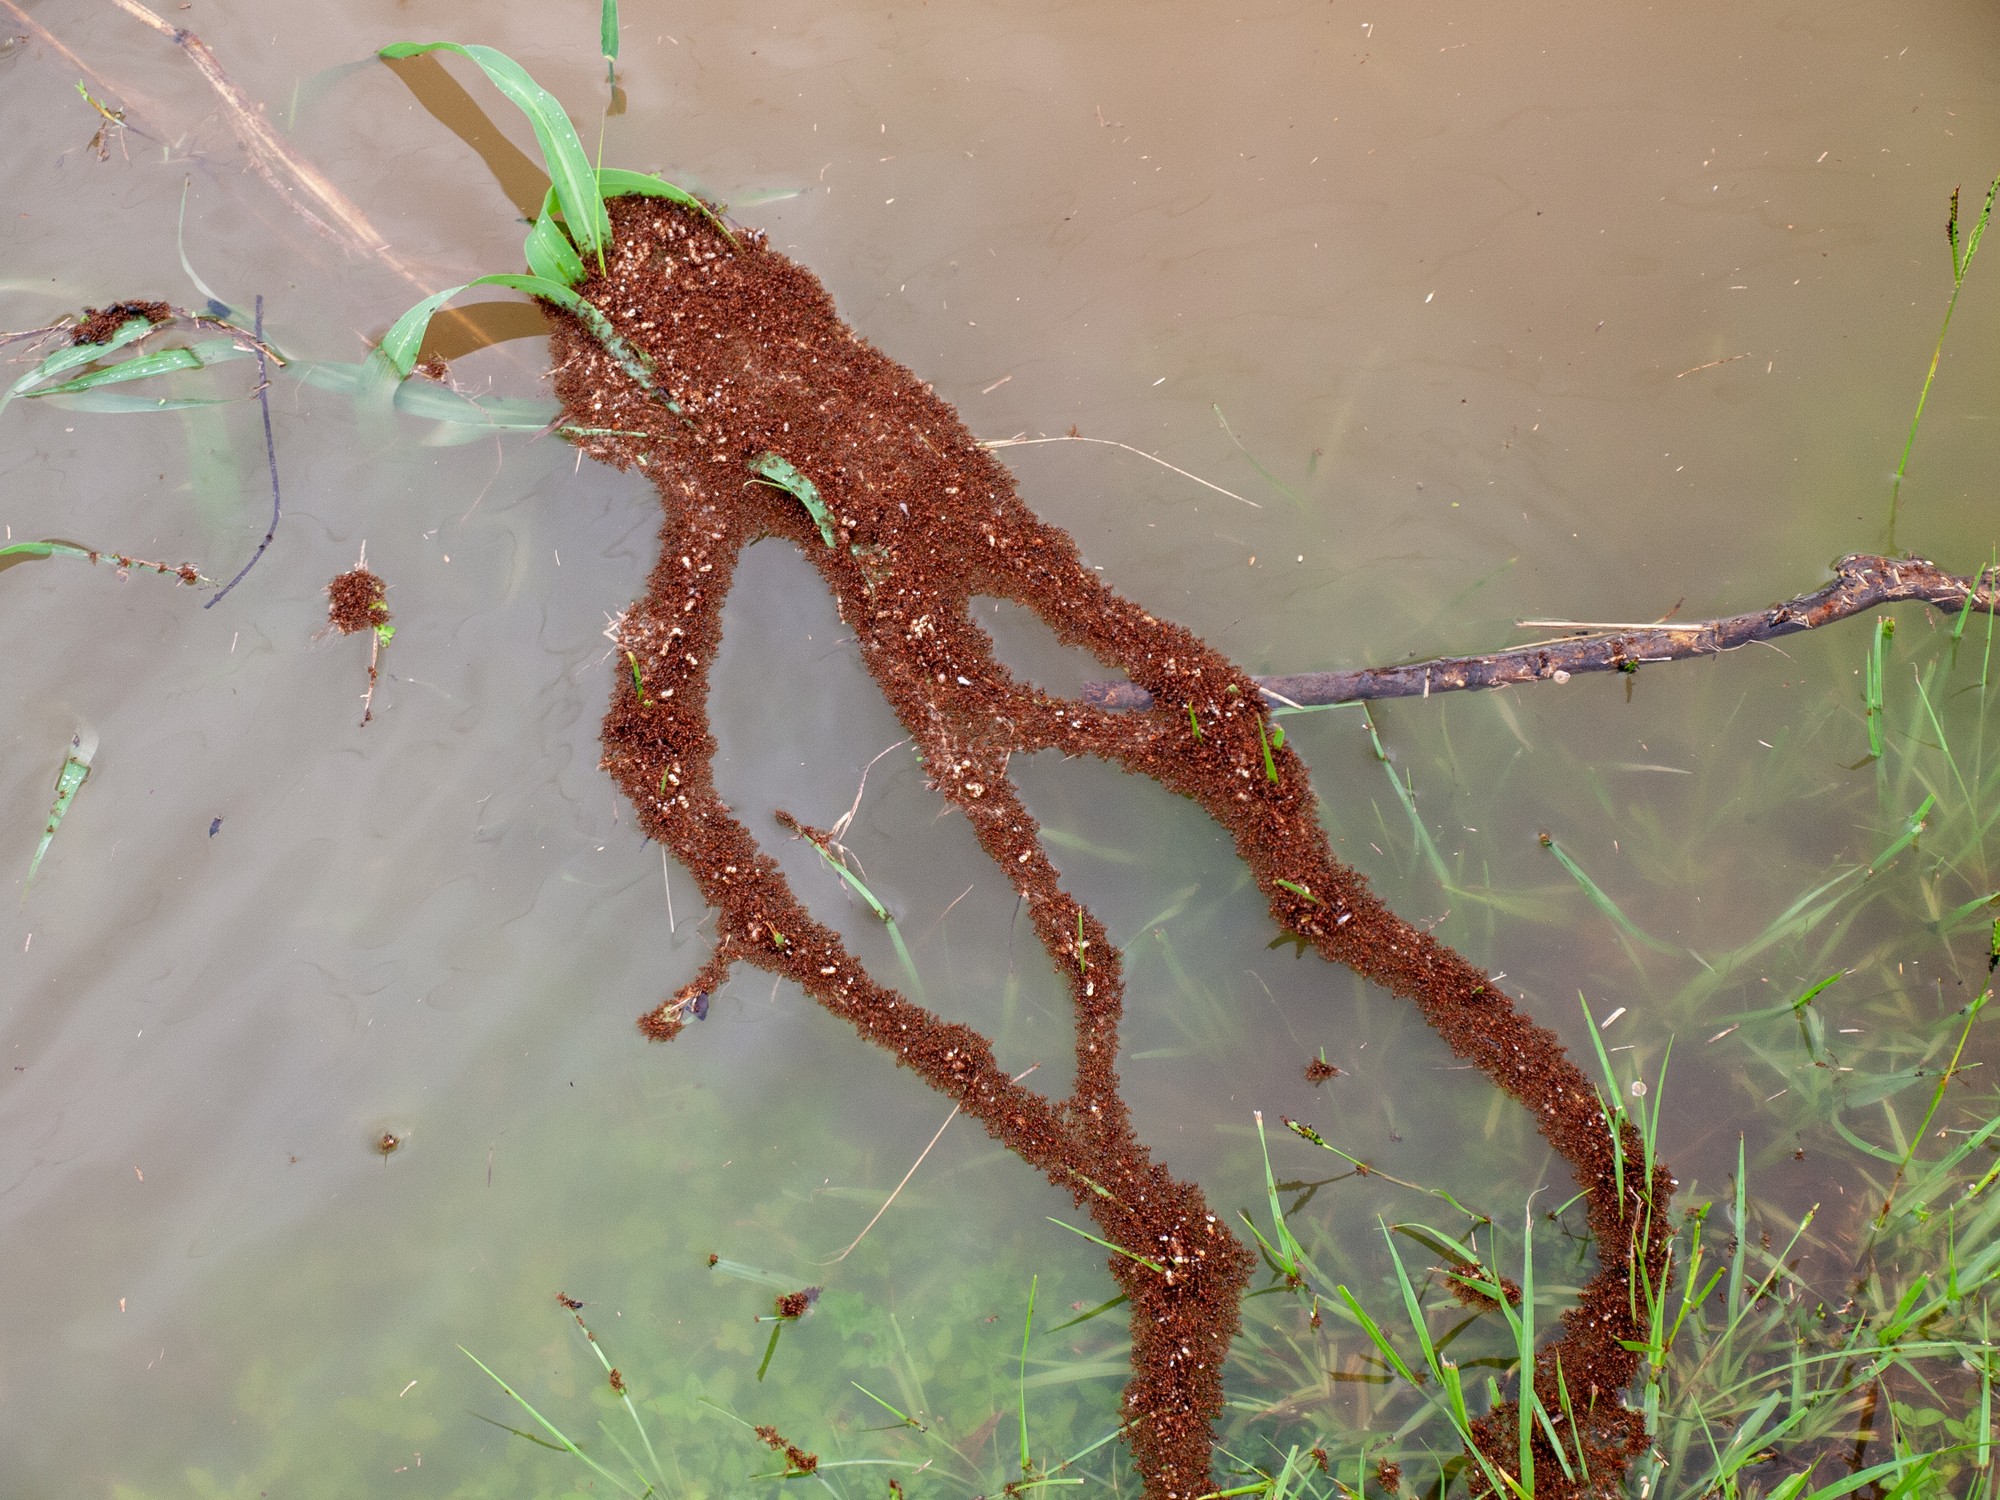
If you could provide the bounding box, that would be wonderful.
[524,189,587,287]
[377,43,609,260]
[0,539,96,567]
[748,452,837,547]
[601,0,620,66]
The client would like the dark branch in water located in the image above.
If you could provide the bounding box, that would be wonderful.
[1082,553,2000,711]
[205,294,279,609]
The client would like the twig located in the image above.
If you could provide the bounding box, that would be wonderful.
[205,295,279,608]
[362,630,382,727]
[815,1064,1038,1265]
[1083,554,2000,710]
[982,433,1259,508]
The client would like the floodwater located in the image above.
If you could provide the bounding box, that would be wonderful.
[2,0,1997,1494]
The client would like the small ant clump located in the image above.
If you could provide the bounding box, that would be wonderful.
[607,1368,625,1394]
[375,1131,402,1158]
[774,1286,822,1320]
[1443,1261,1520,1312]
[1304,1057,1341,1084]
[556,1292,584,1311]
[327,567,390,636]
[326,560,395,725]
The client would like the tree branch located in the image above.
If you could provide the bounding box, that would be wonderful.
[1081,553,2000,711]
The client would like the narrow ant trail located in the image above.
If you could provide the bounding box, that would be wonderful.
[549,195,1673,1498]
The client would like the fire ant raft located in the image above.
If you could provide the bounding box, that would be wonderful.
[531,192,1675,1496]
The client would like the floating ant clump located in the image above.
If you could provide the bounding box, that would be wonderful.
[1443,1260,1521,1312]
[639,983,709,1041]
[556,1292,584,1311]
[326,555,395,725]
[327,566,390,635]
[773,1286,822,1320]
[753,1424,818,1475]
[374,1131,402,1158]
[72,300,171,345]
[607,1368,625,1394]
[1304,1056,1341,1084]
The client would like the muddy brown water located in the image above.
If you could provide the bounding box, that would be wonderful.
[2,1,1997,1494]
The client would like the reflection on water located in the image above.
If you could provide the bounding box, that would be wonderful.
[1,0,1997,1493]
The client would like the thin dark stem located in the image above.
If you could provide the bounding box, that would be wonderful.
[205,293,280,609]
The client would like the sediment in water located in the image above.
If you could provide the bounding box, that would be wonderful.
[547,194,1672,1498]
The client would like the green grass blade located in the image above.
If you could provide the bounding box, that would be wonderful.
[376,276,664,411]
[22,337,251,397]
[748,452,837,547]
[1018,1275,1036,1476]
[1044,1217,1165,1275]
[1540,832,1677,953]
[525,188,587,286]
[25,731,95,890]
[3,314,162,414]
[1,540,97,568]
[1866,792,1935,877]
[1362,707,1451,885]
[378,43,609,260]
[459,1346,645,1499]
[601,0,620,75]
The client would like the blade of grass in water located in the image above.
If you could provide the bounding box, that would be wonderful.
[176,177,238,318]
[1044,1217,1166,1274]
[1,315,160,415]
[601,0,620,82]
[1214,404,1304,506]
[800,836,926,1001]
[1866,793,1935,877]
[1361,707,1451,886]
[21,337,253,397]
[1887,175,2000,547]
[375,276,671,425]
[377,43,611,262]
[25,732,96,890]
[1863,615,1892,760]
[1017,1275,1036,1477]
[1539,831,1679,954]
[524,188,587,287]
[459,1346,647,1499]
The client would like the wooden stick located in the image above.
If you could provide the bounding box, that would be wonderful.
[1082,554,2000,711]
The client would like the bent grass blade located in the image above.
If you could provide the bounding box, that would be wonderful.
[378,42,611,262]
[1539,831,1679,956]
[459,1346,647,1499]
[748,452,837,547]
